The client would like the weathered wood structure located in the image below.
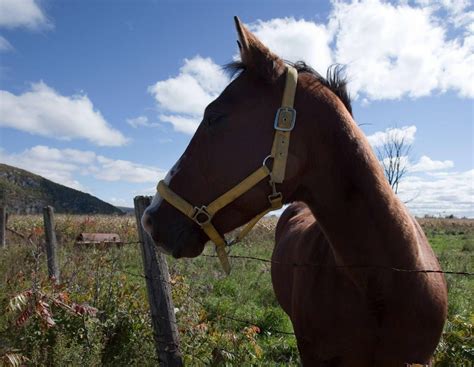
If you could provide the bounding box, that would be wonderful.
[43,206,59,283]
[134,196,183,366]
[75,233,122,247]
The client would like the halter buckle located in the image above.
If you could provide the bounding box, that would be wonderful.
[192,206,213,226]
[268,192,283,209]
[274,107,296,131]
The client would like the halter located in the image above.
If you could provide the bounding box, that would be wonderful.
[157,65,298,274]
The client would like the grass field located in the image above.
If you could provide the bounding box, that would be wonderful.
[0,215,472,366]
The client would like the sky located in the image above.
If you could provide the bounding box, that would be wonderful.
[0,0,472,217]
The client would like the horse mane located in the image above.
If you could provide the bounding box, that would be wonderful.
[293,61,352,116]
[224,60,353,116]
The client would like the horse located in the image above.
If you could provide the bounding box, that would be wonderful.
[142,17,447,366]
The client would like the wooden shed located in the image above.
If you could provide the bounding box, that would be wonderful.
[75,233,122,247]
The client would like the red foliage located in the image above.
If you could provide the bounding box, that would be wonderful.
[36,300,56,328]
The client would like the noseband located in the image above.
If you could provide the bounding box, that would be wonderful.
[156,65,298,274]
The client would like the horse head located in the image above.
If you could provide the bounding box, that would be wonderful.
[142,17,308,261]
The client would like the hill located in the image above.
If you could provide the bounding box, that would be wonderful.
[0,163,123,215]
[116,206,135,215]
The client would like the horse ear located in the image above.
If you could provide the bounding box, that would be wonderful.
[234,17,250,61]
[233,16,285,81]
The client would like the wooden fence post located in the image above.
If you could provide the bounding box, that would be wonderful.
[134,196,183,367]
[0,191,6,248]
[0,206,5,248]
[43,206,59,283]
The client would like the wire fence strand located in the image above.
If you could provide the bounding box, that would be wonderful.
[116,265,296,336]
[201,253,474,276]
[113,240,474,276]
[114,239,473,341]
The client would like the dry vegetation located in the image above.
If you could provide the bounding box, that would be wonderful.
[0,214,472,366]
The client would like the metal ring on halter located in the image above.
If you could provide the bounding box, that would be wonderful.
[263,155,273,169]
[192,206,213,226]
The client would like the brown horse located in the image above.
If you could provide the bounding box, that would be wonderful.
[142,17,447,366]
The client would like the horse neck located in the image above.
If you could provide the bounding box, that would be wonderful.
[295,93,423,269]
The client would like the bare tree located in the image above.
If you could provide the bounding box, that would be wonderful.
[375,129,412,194]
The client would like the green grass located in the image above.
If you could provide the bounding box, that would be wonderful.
[0,215,472,366]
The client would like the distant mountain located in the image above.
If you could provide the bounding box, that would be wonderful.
[0,164,123,215]
[116,206,135,215]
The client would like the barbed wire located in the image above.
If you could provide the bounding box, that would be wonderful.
[5,229,472,276]
[3,230,471,364]
[115,249,473,343]
[4,219,472,365]
[118,267,293,365]
[104,239,474,276]
[3,231,472,277]
[201,253,474,276]
[117,267,296,336]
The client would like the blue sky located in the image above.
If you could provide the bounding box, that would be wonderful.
[0,0,472,216]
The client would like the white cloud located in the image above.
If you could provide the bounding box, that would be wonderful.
[0,145,166,192]
[414,0,473,28]
[0,35,12,51]
[179,55,229,96]
[96,156,166,183]
[148,56,228,134]
[367,125,417,147]
[147,23,333,135]
[148,2,473,136]
[249,17,333,73]
[127,115,148,128]
[368,126,454,173]
[380,154,410,169]
[132,186,157,197]
[158,114,199,135]
[399,170,473,217]
[150,73,211,116]
[243,2,474,100]
[330,0,473,99]
[0,146,88,190]
[0,82,128,146]
[108,197,131,207]
[127,115,160,128]
[365,125,469,215]
[0,0,50,30]
[409,155,454,172]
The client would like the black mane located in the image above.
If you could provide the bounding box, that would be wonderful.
[224,60,353,116]
[293,61,352,116]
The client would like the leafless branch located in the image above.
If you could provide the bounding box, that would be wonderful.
[376,129,412,194]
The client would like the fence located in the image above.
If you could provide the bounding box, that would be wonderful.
[2,199,184,367]
[1,201,473,365]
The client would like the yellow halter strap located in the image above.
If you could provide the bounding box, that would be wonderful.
[157,65,298,274]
